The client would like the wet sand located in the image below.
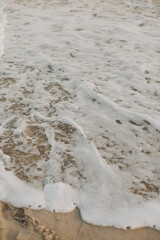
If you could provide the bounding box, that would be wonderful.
[0,1,160,239]
[0,201,160,240]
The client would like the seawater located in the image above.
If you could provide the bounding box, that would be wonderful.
[0,0,5,56]
[0,0,160,230]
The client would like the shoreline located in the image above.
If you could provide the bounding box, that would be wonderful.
[0,1,160,239]
[0,201,160,240]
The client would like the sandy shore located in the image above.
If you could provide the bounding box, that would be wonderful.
[0,201,159,240]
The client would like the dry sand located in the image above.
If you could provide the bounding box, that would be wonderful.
[0,201,160,240]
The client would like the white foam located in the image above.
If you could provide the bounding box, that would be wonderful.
[0,1,5,56]
[0,161,45,208]
[0,0,160,231]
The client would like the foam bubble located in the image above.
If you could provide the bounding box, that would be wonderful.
[0,1,5,56]
[0,0,160,231]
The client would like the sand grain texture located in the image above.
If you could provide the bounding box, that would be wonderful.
[0,201,160,240]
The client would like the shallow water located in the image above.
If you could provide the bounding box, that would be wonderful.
[0,0,5,56]
[0,0,160,229]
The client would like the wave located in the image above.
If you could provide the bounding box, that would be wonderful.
[0,0,5,57]
[0,0,160,231]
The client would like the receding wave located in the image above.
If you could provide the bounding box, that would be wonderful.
[0,0,160,230]
[0,1,5,56]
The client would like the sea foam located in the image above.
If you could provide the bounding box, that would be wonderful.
[0,1,5,56]
[0,0,160,231]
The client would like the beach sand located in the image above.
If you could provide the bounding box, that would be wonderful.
[0,1,160,239]
[0,201,160,240]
